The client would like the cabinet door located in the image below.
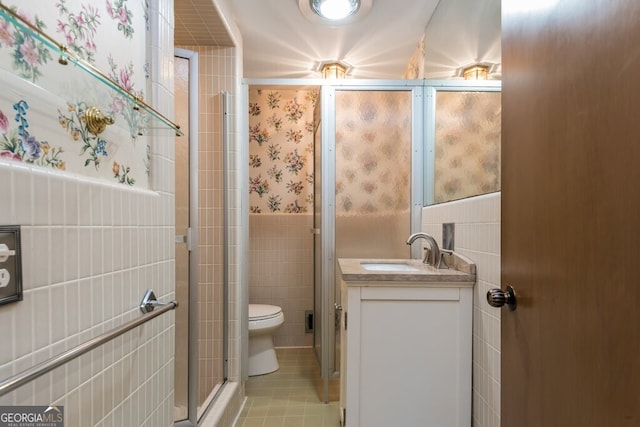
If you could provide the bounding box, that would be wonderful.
[346,286,470,427]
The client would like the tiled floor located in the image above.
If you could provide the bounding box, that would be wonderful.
[235,348,341,427]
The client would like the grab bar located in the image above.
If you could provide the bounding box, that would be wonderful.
[0,289,177,397]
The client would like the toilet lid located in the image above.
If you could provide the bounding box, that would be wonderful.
[249,304,282,320]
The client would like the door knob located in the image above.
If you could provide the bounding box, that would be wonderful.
[487,285,517,311]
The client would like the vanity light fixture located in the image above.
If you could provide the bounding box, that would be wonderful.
[311,0,360,20]
[321,62,347,79]
[463,64,489,80]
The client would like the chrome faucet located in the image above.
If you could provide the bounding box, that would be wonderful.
[406,232,441,267]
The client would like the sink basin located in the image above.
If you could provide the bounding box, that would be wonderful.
[360,262,421,272]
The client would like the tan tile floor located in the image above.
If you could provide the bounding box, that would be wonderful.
[235,348,341,427]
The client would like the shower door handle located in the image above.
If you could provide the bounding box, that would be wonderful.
[310,228,320,235]
[175,228,193,251]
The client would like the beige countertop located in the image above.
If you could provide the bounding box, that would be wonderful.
[338,256,476,285]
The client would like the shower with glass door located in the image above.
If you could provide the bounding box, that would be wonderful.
[174,50,230,426]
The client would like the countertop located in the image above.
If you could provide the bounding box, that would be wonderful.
[338,255,476,285]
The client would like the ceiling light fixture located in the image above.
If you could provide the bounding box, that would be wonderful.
[299,0,372,25]
[311,0,360,20]
[463,65,489,80]
[321,62,347,79]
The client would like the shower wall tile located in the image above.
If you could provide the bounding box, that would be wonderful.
[249,213,314,347]
[421,192,501,427]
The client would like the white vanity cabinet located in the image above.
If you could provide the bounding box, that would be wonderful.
[338,258,475,427]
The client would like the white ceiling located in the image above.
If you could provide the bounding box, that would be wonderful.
[174,0,501,80]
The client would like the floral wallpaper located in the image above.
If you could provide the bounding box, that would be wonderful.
[335,90,412,216]
[434,91,501,203]
[0,0,150,187]
[248,87,497,212]
[248,89,318,213]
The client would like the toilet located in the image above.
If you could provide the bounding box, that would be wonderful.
[248,304,285,376]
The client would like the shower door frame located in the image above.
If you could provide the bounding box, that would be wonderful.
[175,49,231,427]
[319,83,425,402]
[174,48,200,427]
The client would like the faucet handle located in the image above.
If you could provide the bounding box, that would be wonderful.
[422,247,431,264]
[436,251,451,269]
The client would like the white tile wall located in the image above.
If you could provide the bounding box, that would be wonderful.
[0,163,176,427]
[0,0,176,425]
[421,192,501,427]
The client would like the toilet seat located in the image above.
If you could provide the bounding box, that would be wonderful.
[249,304,282,321]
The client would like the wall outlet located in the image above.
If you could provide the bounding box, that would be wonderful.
[305,310,314,333]
[0,269,9,288]
[0,225,22,305]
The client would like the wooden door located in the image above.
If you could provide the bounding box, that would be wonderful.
[501,1,640,425]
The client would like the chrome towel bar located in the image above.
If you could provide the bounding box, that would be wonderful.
[0,289,177,397]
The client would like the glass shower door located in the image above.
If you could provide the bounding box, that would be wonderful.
[334,89,414,259]
[174,54,190,422]
[333,89,414,374]
[314,85,420,403]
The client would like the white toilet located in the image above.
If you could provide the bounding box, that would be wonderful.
[248,304,285,376]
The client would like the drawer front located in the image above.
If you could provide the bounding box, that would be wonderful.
[360,286,460,301]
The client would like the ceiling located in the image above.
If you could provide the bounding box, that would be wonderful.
[174,0,501,80]
[174,0,235,47]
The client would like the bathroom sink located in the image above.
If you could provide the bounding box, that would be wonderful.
[360,262,421,272]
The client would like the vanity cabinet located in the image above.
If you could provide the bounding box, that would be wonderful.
[338,258,475,427]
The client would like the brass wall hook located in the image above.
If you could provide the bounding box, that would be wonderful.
[83,106,114,135]
[58,45,69,65]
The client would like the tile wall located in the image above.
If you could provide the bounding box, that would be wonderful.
[0,0,176,426]
[421,192,501,427]
[249,213,314,347]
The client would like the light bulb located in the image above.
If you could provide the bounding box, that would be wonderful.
[312,0,359,20]
[320,0,352,19]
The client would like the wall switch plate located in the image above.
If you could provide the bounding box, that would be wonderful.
[0,225,22,305]
[443,223,455,251]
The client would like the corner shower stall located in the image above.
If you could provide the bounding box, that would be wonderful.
[174,49,232,426]
[247,79,501,403]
